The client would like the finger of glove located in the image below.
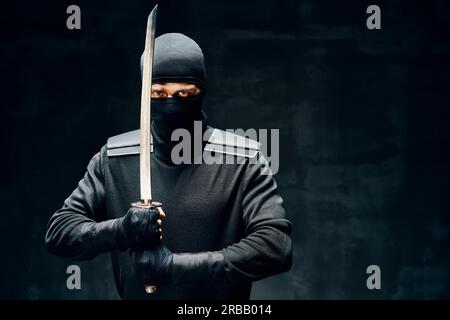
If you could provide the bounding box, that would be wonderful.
[148,207,161,224]
[142,216,161,246]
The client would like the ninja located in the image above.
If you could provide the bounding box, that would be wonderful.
[45,32,292,299]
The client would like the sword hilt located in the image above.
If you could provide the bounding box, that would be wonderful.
[131,200,162,294]
[131,200,162,209]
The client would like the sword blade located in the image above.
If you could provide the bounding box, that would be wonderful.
[139,5,158,204]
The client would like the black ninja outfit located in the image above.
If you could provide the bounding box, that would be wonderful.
[45,33,292,299]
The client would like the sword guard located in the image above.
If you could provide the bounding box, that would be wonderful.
[131,200,162,209]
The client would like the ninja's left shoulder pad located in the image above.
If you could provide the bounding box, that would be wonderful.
[204,128,260,159]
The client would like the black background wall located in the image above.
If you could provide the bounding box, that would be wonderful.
[1,0,449,299]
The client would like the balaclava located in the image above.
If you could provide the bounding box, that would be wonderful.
[140,33,207,161]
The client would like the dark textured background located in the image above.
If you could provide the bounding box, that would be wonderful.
[1,0,449,299]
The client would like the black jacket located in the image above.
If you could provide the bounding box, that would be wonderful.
[45,128,292,299]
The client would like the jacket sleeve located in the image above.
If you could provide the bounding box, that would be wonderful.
[221,155,293,283]
[45,146,124,260]
[171,155,293,285]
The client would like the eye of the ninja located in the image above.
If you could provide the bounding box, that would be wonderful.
[151,89,167,99]
[176,90,191,98]
[175,88,200,99]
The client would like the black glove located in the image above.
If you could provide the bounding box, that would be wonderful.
[134,244,173,285]
[133,244,228,286]
[118,206,163,249]
[65,207,163,258]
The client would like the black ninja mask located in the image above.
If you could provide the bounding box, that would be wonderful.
[140,33,207,150]
[151,93,204,127]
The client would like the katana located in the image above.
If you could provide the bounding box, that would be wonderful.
[131,4,162,294]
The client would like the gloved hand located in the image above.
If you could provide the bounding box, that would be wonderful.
[117,206,165,250]
[134,244,173,285]
[133,244,227,286]
[69,206,165,258]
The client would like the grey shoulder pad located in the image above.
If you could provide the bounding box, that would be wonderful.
[204,128,260,158]
[106,130,153,157]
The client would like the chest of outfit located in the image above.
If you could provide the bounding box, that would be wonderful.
[104,154,246,252]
